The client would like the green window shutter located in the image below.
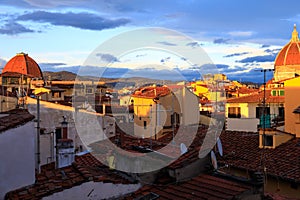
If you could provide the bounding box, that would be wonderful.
[279,90,284,96]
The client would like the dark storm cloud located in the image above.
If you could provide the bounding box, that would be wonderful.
[223,52,249,58]
[213,38,230,44]
[0,21,34,35]
[157,41,177,46]
[17,11,130,31]
[237,54,276,63]
[96,53,120,62]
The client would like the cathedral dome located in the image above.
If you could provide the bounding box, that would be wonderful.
[2,53,43,78]
[274,25,300,81]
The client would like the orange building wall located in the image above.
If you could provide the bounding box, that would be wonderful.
[284,77,300,137]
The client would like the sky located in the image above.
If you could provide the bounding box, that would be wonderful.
[0,0,300,82]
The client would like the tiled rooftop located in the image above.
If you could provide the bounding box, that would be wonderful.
[219,131,300,183]
[5,153,133,200]
[132,86,171,99]
[0,109,34,133]
[122,174,252,200]
[227,90,284,103]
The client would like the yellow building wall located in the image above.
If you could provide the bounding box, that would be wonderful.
[132,87,199,138]
[191,80,225,102]
[284,77,300,137]
[226,103,250,118]
[133,95,179,138]
[174,87,199,126]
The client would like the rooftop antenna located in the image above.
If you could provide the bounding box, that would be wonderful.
[180,143,187,155]
[256,68,274,197]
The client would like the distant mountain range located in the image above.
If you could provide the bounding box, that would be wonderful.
[43,71,175,88]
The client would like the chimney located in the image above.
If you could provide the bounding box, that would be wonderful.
[61,116,68,139]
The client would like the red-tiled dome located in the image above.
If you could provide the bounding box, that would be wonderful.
[2,53,43,78]
[274,25,300,67]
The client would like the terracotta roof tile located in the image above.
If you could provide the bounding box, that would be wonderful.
[5,153,133,200]
[0,109,34,133]
[132,86,171,99]
[227,90,284,103]
[219,131,300,183]
[123,173,252,200]
[2,53,43,78]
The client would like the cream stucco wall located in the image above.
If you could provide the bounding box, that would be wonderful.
[26,97,115,166]
[226,102,283,132]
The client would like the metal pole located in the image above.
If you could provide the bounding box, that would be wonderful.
[36,96,41,173]
[172,92,175,144]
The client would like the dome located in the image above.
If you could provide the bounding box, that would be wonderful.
[275,25,300,67]
[2,53,43,78]
[274,25,300,81]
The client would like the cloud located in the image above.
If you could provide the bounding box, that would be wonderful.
[17,11,130,31]
[223,52,249,58]
[0,58,7,68]
[0,21,34,35]
[237,54,277,63]
[40,62,67,66]
[217,65,246,74]
[216,64,230,69]
[261,44,270,48]
[96,53,120,62]
[160,56,171,63]
[228,31,254,37]
[264,48,281,54]
[39,62,67,71]
[136,54,147,58]
[186,42,200,48]
[157,41,177,46]
[213,38,230,44]
[23,0,82,7]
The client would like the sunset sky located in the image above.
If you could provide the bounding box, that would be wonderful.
[1,0,300,82]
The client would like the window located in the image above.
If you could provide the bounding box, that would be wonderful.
[263,135,273,147]
[279,90,284,96]
[52,92,61,98]
[144,121,147,129]
[271,90,285,96]
[86,88,93,94]
[228,107,241,118]
[171,113,180,126]
[278,107,285,118]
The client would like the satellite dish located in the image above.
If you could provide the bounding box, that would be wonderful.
[217,137,223,157]
[180,143,188,155]
[210,151,218,170]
